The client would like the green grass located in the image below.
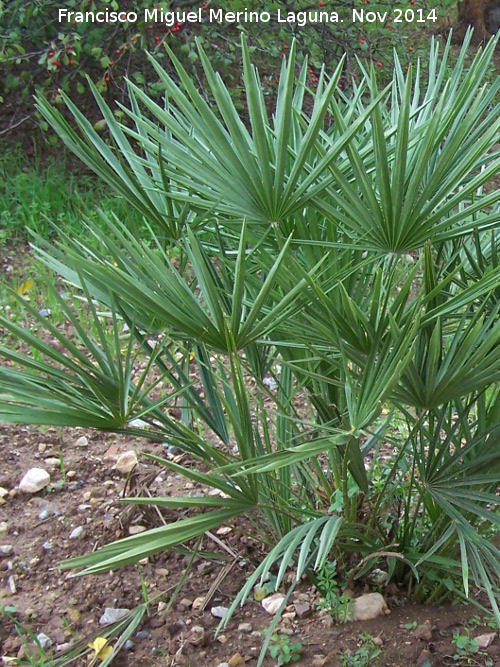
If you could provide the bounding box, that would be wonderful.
[0,147,143,243]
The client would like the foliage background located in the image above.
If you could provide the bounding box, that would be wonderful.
[1,0,456,142]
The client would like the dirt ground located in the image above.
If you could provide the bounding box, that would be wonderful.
[0,421,499,667]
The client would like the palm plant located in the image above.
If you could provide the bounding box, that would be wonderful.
[3,29,500,662]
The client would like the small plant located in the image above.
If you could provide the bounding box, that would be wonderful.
[316,561,352,623]
[451,632,489,664]
[341,636,381,667]
[267,631,303,666]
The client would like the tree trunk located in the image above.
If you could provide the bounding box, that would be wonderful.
[457,0,490,39]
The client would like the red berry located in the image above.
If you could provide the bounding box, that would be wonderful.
[376,61,383,67]
[48,51,54,56]
[69,59,74,65]
[116,49,120,53]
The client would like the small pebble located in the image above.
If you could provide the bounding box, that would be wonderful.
[238,623,252,634]
[136,630,149,639]
[0,522,8,538]
[8,574,16,594]
[19,468,50,494]
[128,418,148,429]
[37,510,49,520]
[116,450,138,474]
[36,633,52,650]
[123,640,134,650]
[262,593,285,615]
[42,542,53,550]
[56,642,72,653]
[99,608,130,625]
[211,606,229,619]
[75,436,88,447]
[69,526,84,540]
[0,545,14,557]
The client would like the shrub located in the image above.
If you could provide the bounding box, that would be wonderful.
[1,0,455,138]
[3,30,500,664]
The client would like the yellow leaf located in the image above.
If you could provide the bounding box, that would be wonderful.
[17,279,34,295]
[253,587,267,601]
[88,637,113,661]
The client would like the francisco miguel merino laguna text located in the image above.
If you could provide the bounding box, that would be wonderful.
[59,7,436,26]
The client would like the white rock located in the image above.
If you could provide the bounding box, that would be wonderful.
[36,633,53,649]
[99,607,130,625]
[262,593,285,615]
[75,436,88,447]
[69,526,84,540]
[128,525,147,535]
[19,468,50,493]
[44,458,61,469]
[351,593,389,621]
[128,418,148,429]
[0,522,8,538]
[0,487,8,498]
[55,643,72,653]
[116,450,138,474]
[0,545,14,556]
[475,632,496,649]
[211,606,229,619]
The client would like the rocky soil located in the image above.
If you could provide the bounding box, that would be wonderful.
[0,422,499,667]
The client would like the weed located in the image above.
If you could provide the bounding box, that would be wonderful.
[266,631,303,666]
[316,561,352,623]
[451,632,490,664]
[340,635,381,667]
[404,620,418,630]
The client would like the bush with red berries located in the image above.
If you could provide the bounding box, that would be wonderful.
[0,0,455,141]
